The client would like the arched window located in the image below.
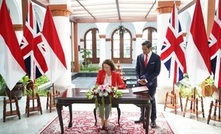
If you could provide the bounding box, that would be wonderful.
[84,28,100,63]
[143,27,157,53]
[111,27,132,63]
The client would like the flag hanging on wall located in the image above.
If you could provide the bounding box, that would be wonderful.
[160,3,186,84]
[20,1,48,81]
[209,0,221,88]
[0,0,26,90]
[41,6,67,83]
[185,0,211,87]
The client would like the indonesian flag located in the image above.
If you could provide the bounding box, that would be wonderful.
[160,3,186,84]
[0,0,26,90]
[186,0,211,87]
[209,0,221,88]
[20,1,48,81]
[41,6,67,83]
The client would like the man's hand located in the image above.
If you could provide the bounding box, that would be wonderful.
[138,79,147,85]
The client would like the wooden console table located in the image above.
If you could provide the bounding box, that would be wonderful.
[55,88,152,134]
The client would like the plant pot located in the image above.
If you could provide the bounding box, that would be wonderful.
[5,82,24,100]
[201,83,215,97]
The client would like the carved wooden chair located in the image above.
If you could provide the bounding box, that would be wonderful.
[25,80,42,117]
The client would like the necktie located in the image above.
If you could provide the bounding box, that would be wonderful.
[144,54,148,67]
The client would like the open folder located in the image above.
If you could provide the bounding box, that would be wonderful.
[132,86,149,94]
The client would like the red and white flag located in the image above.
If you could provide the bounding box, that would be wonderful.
[41,6,67,83]
[0,0,26,90]
[160,3,186,84]
[20,1,48,81]
[186,0,211,87]
[209,0,221,88]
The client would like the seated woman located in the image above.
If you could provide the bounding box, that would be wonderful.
[96,59,126,128]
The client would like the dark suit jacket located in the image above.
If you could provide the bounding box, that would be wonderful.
[96,69,126,89]
[136,52,161,96]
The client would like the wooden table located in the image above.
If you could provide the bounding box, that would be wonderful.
[55,88,152,134]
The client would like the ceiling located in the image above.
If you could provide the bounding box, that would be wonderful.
[34,0,194,23]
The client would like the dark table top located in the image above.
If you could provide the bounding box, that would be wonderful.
[55,88,151,105]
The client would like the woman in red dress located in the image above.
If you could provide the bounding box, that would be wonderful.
[96,59,126,128]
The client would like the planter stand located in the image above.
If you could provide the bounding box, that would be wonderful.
[164,85,183,114]
[46,83,60,113]
[3,95,21,122]
[207,88,221,124]
[183,88,205,120]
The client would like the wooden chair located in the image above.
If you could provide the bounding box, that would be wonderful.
[46,84,60,112]
[207,88,221,124]
[183,88,205,120]
[164,86,183,114]
[25,80,42,117]
[3,95,21,122]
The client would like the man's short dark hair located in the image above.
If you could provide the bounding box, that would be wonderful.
[141,40,152,48]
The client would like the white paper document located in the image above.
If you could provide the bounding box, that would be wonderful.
[132,86,149,93]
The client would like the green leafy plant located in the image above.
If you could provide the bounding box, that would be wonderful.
[80,48,92,67]
[80,64,101,72]
[0,75,6,95]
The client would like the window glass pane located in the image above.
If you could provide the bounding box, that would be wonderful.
[96,49,100,58]
[113,31,120,58]
[96,32,100,58]
[86,31,92,56]
[123,32,130,58]
[113,50,120,58]
[152,30,157,53]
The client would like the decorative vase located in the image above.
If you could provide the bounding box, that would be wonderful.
[5,82,24,100]
[97,96,111,104]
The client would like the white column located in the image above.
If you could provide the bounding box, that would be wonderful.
[133,22,146,60]
[135,34,143,58]
[156,3,174,103]
[96,23,108,65]
[48,4,72,88]
[99,35,106,65]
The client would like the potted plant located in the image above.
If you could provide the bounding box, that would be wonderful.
[2,75,29,100]
[80,48,91,67]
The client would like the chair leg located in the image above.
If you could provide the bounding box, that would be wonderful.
[179,92,183,111]
[164,92,168,111]
[117,106,121,125]
[183,96,189,117]
[195,98,199,120]
[201,96,205,118]
[94,108,97,126]
[207,100,214,124]
[3,97,6,122]
[15,98,21,119]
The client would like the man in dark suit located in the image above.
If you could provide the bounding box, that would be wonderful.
[134,40,161,128]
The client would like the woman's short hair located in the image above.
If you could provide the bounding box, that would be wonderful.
[102,59,116,71]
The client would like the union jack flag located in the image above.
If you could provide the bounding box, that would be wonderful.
[209,0,221,88]
[20,2,48,81]
[160,3,186,84]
